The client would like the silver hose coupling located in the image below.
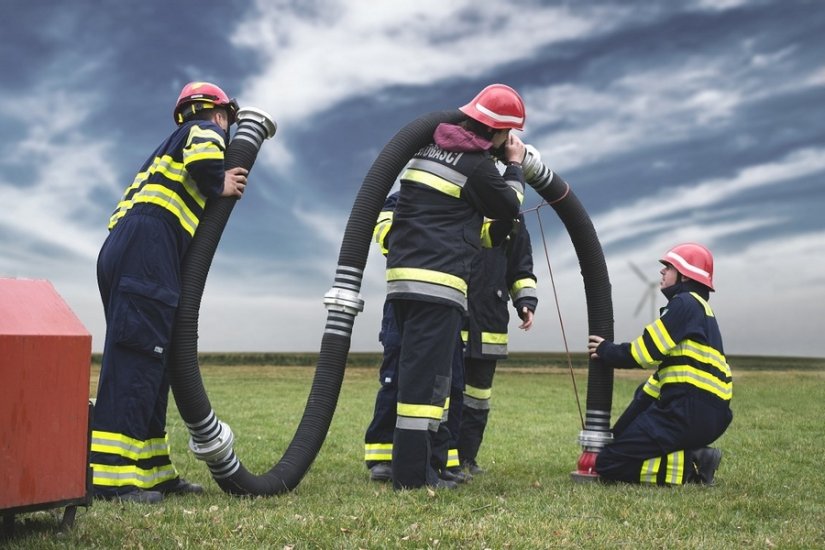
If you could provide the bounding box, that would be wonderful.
[521,144,556,192]
[578,428,614,452]
[236,107,278,139]
[323,287,365,316]
[189,420,235,464]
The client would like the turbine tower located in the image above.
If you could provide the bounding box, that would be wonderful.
[629,261,658,323]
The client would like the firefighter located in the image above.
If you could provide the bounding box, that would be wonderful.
[91,82,249,503]
[588,243,733,486]
[387,84,527,490]
[457,215,538,476]
[364,193,468,488]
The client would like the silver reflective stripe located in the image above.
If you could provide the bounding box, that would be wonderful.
[512,287,537,301]
[92,465,177,484]
[387,280,467,309]
[481,343,508,356]
[640,458,659,484]
[504,178,525,205]
[396,417,430,430]
[463,395,490,410]
[407,158,468,187]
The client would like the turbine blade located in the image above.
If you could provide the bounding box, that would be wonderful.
[628,261,648,283]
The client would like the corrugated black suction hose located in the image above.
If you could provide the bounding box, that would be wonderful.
[169,107,612,496]
[521,147,614,439]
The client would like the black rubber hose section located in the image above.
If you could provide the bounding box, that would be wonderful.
[537,177,614,428]
[170,126,266,420]
[337,110,465,269]
[169,107,613,497]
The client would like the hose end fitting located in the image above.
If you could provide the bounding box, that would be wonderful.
[323,287,365,316]
[522,144,556,192]
[189,420,235,464]
[570,429,613,483]
[237,107,278,139]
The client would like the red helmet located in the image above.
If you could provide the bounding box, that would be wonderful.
[459,84,526,131]
[173,81,239,125]
[660,243,715,290]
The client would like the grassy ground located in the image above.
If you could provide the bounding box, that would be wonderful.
[5,355,825,549]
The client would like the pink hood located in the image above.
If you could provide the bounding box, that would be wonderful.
[433,123,493,152]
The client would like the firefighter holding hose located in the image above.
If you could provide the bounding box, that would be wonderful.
[90,82,249,503]
[588,243,733,486]
[386,84,527,490]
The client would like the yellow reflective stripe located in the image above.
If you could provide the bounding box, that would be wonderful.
[447,448,460,468]
[91,462,178,488]
[387,267,467,294]
[443,397,451,412]
[186,125,226,149]
[511,278,536,293]
[640,456,661,484]
[130,184,199,236]
[397,402,444,420]
[630,335,657,368]
[690,292,714,317]
[465,384,492,400]
[460,330,469,343]
[364,443,392,462]
[402,168,462,198]
[648,319,676,354]
[642,374,661,398]
[481,332,508,345]
[373,211,394,255]
[480,219,493,248]
[151,155,187,184]
[664,450,685,485]
[91,431,170,461]
[658,365,733,400]
[184,141,224,163]
[672,340,730,376]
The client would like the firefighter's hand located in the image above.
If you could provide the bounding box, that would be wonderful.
[221,167,249,198]
[588,335,605,359]
[518,307,534,330]
[504,134,526,165]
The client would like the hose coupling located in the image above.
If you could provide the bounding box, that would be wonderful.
[189,420,235,464]
[577,428,613,452]
[323,286,365,316]
[236,107,278,139]
[521,143,561,194]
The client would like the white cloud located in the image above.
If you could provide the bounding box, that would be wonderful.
[230,1,640,173]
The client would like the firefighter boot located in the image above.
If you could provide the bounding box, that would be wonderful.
[692,447,723,486]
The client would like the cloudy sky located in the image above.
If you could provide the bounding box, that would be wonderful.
[1,0,823,358]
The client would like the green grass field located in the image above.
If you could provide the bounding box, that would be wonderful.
[5,354,825,549]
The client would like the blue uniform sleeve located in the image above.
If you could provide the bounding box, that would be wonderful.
[463,158,524,220]
[507,217,538,313]
[183,121,227,199]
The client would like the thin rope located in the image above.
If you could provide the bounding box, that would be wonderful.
[530,200,585,429]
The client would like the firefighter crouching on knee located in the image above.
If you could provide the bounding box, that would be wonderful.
[588,243,733,486]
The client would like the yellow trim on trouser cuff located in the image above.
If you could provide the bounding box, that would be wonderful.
[91,463,178,489]
[91,431,171,461]
[640,456,661,484]
[364,443,392,462]
[465,385,492,400]
[397,402,444,420]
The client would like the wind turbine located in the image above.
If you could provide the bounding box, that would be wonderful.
[629,261,658,322]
